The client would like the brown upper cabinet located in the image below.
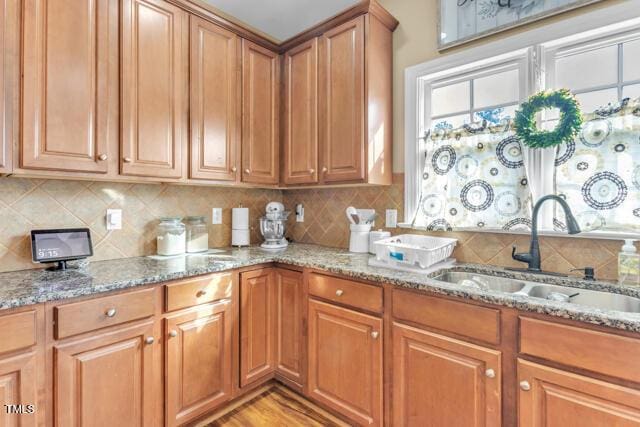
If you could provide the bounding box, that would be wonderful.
[190,16,241,182]
[283,39,319,185]
[241,41,280,185]
[121,0,188,179]
[21,0,118,173]
[1,0,16,174]
[283,12,395,186]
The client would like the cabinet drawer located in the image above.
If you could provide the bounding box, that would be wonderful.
[520,317,640,383]
[0,310,37,354]
[54,288,155,339]
[392,289,500,345]
[308,273,383,313]
[165,273,233,312]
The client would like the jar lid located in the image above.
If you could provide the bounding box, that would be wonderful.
[159,217,182,223]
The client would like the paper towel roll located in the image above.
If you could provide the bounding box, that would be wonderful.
[232,207,249,230]
[232,229,250,246]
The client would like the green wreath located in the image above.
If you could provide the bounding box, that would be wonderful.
[514,89,583,149]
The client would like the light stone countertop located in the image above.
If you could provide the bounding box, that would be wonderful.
[0,243,639,333]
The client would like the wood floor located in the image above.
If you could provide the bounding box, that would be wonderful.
[201,386,347,426]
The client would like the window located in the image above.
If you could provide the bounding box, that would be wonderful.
[404,5,640,237]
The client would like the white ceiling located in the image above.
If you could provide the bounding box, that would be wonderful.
[203,0,360,41]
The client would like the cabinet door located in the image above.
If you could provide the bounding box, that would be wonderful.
[308,299,382,426]
[21,0,117,173]
[165,301,233,426]
[392,322,502,427]
[518,359,640,427]
[121,0,187,179]
[319,16,365,183]
[241,40,279,185]
[53,321,157,427]
[1,0,16,173]
[0,351,38,426]
[190,16,240,182]
[283,38,318,185]
[240,269,276,386]
[274,269,303,385]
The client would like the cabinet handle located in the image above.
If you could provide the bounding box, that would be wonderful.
[123,157,132,163]
[168,330,178,338]
[145,336,155,345]
[519,380,531,391]
[105,308,117,318]
[98,154,108,161]
[335,289,344,296]
[245,168,251,174]
[196,290,207,297]
[371,331,379,339]
[309,168,315,174]
[485,369,496,379]
[322,167,328,173]
[231,166,237,172]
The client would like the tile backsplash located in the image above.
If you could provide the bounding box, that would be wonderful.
[0,175,624,281]
[283,174,622,281]
[0,177,280,272]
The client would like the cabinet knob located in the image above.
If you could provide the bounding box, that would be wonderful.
[98,154,108,161]
[231,166,237,172]
[196,290,207,297]
[371,331,379,339]
[322,167,328,173]
[105,308,117,318]
[309,168,315,174]
[335,289,344,297]
[168,330,178,338]
[485,369,496,379]
[123,157,132,163]
[519,380,531,391]
[245,168,251,174]
[145,336,155,345]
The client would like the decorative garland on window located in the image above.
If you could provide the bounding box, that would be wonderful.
[514,89,583,149]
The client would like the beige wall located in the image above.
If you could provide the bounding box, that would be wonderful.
[377,0,631,172]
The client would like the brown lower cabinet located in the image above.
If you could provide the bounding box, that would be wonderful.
[518,359,640,426]
[165,300,233,426]
[274,268,304,386]
[307,298,383,426]
[240,268,276,387]
[0,351,38,426]
[392,322,502,426]
[52,320,157,426]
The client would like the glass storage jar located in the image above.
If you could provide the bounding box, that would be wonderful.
[156,217,186,256]
[185,216,209,253]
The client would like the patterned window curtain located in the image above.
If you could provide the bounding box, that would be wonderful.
[413,123,532,231]
[554,97,640,233]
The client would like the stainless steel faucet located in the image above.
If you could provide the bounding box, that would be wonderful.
[511,195,581,273]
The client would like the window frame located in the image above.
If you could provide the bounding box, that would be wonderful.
[403,3,640,239]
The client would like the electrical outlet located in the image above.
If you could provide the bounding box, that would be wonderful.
[106,209,122,230]
[295,204,304,222]
[212,208,222,225]
[385,209,397,228]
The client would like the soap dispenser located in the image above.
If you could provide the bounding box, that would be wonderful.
[618,239,640,286]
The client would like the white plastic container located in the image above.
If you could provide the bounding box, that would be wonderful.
[349,223,371,253]
[369,230,391,254]
[373,234,457,269]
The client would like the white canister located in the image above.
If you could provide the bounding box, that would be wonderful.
[369,229,391,254]
[349,223,371,253]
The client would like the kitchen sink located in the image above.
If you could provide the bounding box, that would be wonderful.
[433,270,640,314]
[433,272,526,293]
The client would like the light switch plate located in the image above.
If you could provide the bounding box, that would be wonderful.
[295,204,304,222]
[212,208,222,225]
[106,209,122,230]
[386,209,397,228]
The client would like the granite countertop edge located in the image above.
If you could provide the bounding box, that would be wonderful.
[0,244,639,333]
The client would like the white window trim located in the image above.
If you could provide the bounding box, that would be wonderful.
[403,2,640,240]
